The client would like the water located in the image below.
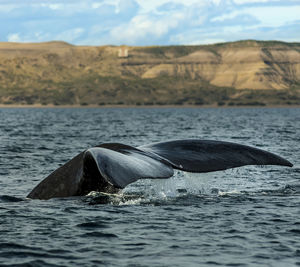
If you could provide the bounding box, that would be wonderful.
[0,107,299,267]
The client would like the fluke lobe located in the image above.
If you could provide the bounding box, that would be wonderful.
[27,139,293,200]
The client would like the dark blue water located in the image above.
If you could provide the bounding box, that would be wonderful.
[0,107,299,267]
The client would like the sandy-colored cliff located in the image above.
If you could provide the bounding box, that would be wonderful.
[0,40,299,106]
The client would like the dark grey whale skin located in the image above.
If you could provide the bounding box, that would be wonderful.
[27,140,293,200]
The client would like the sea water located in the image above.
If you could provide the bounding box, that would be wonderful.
[0,107,299,266]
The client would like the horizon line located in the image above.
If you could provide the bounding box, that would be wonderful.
[1,39,300,47]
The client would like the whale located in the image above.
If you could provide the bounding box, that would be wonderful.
[27,139,293,200]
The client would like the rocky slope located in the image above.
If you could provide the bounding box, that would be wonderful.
[0,40,299,106]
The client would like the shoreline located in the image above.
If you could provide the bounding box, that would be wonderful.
[0,104,299,109]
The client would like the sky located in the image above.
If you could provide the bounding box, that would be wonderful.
[0,0,300,46]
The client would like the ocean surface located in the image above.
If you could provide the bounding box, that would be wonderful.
[0,107,299,267]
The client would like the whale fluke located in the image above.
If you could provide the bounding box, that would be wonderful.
[138,140,293,172]
[85,146,174,188]
[27,140,293,200]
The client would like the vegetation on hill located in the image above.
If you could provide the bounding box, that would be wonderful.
[0,40,299,106]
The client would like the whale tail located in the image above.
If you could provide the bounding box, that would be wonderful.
[27,140,293,200]
[138,139,293,172]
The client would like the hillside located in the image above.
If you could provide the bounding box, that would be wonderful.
[0,40,299,106]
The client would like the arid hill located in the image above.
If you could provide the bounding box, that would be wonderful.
[0,40,299,106]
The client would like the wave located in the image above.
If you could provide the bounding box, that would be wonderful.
[0,195,24,203]
[83,176,300,205]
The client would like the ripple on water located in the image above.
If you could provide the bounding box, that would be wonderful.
[0,242,78,265]
[0,195,24,203]
[3,260,63,267]
[80,232,118,238]
[0,107,299,267]
[76,221,109,229]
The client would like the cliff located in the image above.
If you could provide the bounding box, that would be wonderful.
[0,40,299,106]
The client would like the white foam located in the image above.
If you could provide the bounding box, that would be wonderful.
[218,189,241,196]
[88,166,275,204]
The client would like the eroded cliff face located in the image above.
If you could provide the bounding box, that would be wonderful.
[129,44,300,90]
[0,40,299,105]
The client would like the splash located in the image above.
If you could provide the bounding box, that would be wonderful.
[86,191,144,205]
[123,171,229,200]
[85,167,299,205]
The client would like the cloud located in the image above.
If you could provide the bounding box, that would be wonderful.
[117,0,139,17]
[7,33,21,42]
[41,3,63,10]
[233,0,278,4]
[1,0,300,45]
[213,4,300,27]
[244,6,300,27]
[109,13,182,45]
[156,2,186,12]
